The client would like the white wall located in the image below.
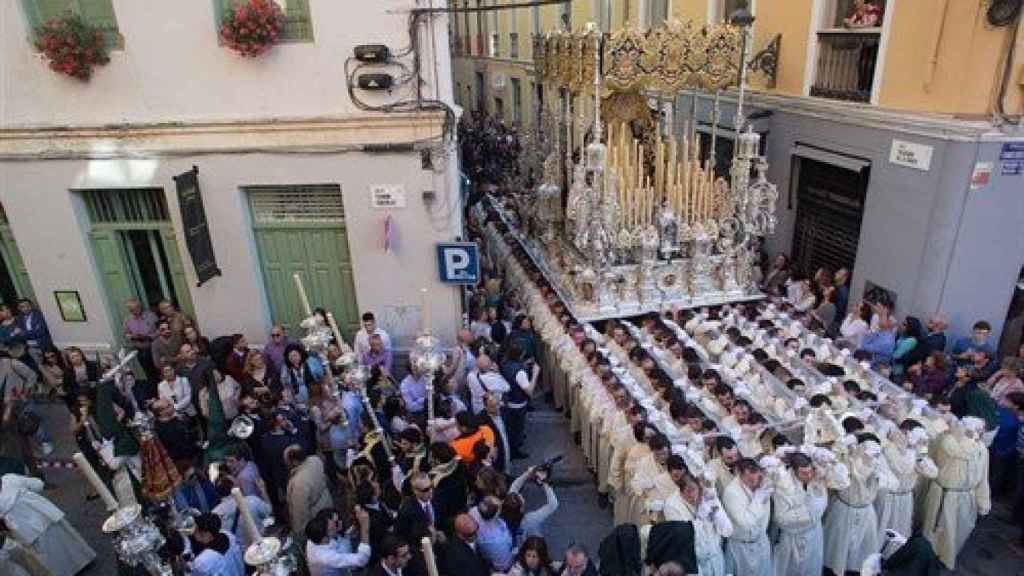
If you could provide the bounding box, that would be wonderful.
[0,149,462,349]
[1,0,451,126]
[0,0,464,350]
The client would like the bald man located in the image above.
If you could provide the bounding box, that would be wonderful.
[443,514,489,576]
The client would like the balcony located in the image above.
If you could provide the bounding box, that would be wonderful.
[810,28,880,103]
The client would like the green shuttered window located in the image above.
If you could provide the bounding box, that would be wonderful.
[213,0,314,43]
[21,0,123,49]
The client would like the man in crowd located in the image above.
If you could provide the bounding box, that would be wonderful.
[263,324,296,374]
[467,352,510,414]
[305,506,372,576]
[362,333,393,377]
[355,312,391,359]
[443,513,490,576]
[500,342,540,460]
[123,297,159,382]
[285,444,334,537]
[190,513,245,576]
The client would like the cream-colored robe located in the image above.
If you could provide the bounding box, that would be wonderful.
[921,431,991,570]
[722,477,772,576]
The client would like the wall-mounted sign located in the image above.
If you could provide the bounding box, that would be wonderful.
[437,242,480,284]
[173,166,222,286]
[371,185,407,209]
[889,139,933,171]
[970,162,993,190]
[1003,160,1024,176]
[999,142,1024,161]
[54,290,86,322]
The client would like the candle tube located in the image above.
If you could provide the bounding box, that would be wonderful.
[73,452,118,512]
[420,287,431,335]
[422,536,441,576]
[293,273,312,318]
[326,312,348,353]
[231,488,261,544]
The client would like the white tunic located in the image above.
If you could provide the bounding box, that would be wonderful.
[822,452,897,574]
[771,471,829,576]
[876,441,937,538]
[667,494,732,576]
[921,432,991,570]
[722,478,772,576]
[0,474,95,576]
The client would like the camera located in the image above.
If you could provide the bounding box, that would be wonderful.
[535,454,563,480]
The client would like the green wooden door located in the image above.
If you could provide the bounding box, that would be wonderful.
[159,227,195,318]
[89,226,194,343]
[253,224,359,337]
[90,228,136,336]
[0,227,36,303]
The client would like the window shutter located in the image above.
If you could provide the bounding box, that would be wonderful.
[277,0,313,42]
[212,0,229,26]
[76,0,122,49]
[21,0,72,35]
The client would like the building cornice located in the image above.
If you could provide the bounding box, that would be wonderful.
[0,112,448,160]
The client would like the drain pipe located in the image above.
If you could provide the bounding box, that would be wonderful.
[924,0,952,92]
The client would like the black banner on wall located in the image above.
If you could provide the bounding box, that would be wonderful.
[173,166,222,286]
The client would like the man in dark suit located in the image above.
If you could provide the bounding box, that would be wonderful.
[356,477,394,565]
[366,535,412,576]
[442,513,490,576]
[479,392,510,473]
[395,472,436,541]
[559,542,599,576]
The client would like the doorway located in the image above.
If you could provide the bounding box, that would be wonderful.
[248,185,360,337]
[82,188,194,339]
[790,150,870,277]
[0,204,36,306]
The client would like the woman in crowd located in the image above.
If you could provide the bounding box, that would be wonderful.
[839,301,872,349]
[61,347,98,409]
[506,535,556,576]
[983,356,1024,404]
[183,325,211,360]
[891,316,924,380]
[38,348,65,401]
[280,344,315,405]
[241,350,278,398]
[907,352,949,400]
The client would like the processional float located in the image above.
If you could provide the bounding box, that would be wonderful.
[505,18,779,320]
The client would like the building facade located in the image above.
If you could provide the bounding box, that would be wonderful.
[453,0,1024,350]
[1,0,462,354]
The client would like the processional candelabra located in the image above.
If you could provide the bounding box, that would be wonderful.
[517,18,780,318]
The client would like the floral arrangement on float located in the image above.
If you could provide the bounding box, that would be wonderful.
[34,12,110,81]
[219,0,284,57]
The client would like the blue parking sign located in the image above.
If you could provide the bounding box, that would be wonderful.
[437,242,480,284]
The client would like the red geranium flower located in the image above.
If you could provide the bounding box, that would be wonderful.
[34,11,110,81]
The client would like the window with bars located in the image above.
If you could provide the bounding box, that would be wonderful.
[247,185,345,224]
[213,0,313,43]
[20,0,122,50]
[509,32,519,58]
[721,0,749,22]
[80,189,170,223]
[490,32,500,57]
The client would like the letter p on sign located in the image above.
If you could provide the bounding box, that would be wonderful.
[436,242,480,284]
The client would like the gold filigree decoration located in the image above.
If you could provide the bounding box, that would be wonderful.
[535,20,743,94]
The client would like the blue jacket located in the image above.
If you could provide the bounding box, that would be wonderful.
[16,309,52,350]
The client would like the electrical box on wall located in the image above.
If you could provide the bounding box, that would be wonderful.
[354,44,390,62]
[358,73,393,91]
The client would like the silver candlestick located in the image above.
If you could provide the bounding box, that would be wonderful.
[103,505,173,576]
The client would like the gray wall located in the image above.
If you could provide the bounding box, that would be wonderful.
[673,94,1024,345]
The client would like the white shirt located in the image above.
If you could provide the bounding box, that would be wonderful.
[212,494,272,548]
[158,376,195,416]
[354,327,392,359]
[306,539,371,576]
[467,370,511,413]
[192,532,245,576]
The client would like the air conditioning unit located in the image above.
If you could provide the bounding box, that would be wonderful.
[491,73,508,92]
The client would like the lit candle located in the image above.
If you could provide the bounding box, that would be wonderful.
[293,273,312,318]
[73,452,118,512]
[420,287,431,334]
[231,487,261,544]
